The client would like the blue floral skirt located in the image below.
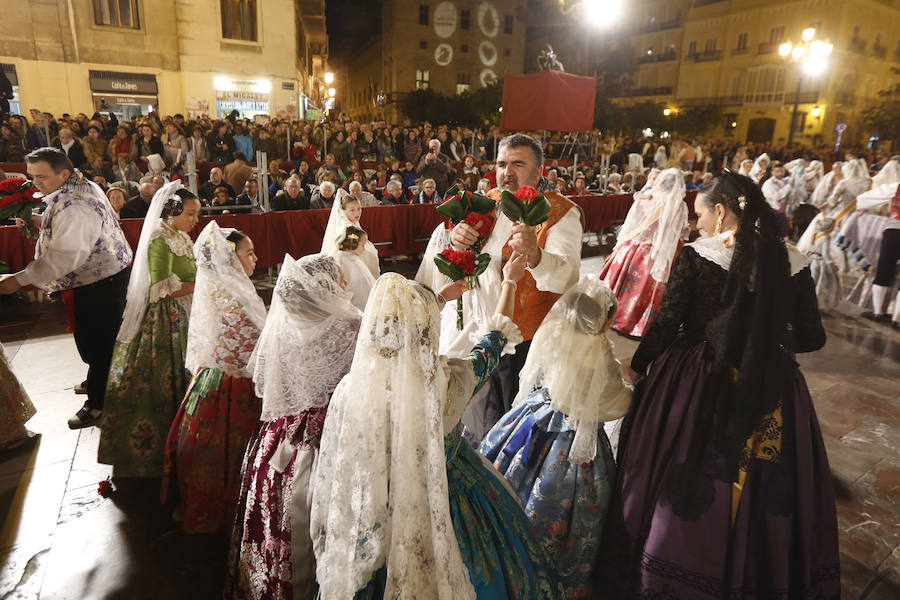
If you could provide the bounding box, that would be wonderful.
[479,389,617,599]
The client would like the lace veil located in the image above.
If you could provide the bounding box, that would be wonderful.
[322,191,381,279]
[748,153,770,180]
[311,273,476,600]
[872,158,900,187]
[184,222,267,377]
[810,161,842,207]
[117,180,184,343]
[514,277,632,464]
[250,253,361,421]
[614,168,687,282]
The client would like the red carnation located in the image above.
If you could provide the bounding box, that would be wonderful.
[439,248,477,275]
[463,212,495,233]
[0,195,23,209]
[515,185,539,202]
[0,178,27,194]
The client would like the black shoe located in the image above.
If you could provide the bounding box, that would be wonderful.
[861,311,891,324]
[892,321,900,330]
[74,380,88,394]
[68,406,102,429]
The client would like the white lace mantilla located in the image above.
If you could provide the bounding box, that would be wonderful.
[689,233,809,276]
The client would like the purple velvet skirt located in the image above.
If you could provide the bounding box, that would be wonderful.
[595,340,840,599]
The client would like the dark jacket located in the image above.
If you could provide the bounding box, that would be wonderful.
[271,189,310,211]
[136,135,165,160]
[53,139,87,168]
[207,132,236,164]
[198,180,235,204]
[119,197,151,219]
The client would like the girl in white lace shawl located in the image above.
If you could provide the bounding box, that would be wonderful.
[336,225,376,312]
[810,161,843,208]
[312,258,562,600]
[322,190,380,279]
[227,253,362,600]
[748,153,770,182]
[162,222,267,533]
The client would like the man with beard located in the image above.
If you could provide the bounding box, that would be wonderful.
[415,133,583,440]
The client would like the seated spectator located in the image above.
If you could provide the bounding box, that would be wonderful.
[210,185,236,210]
[82,124,106,163]
[92,174,109,191]
[198,166,235,204]
[606,172,622,193]
[342,158,362,181]
[476,178,491,194]
[386,159,403,183]
[271,175,310,211]
[401,161,418,189]
[83,154,114,183]
[294,159,317,195]
[233,124,254,162]
[234,179,261,213]
[136,123,164,161]
[111,153,142,184]
[253,127,276,161]
[347,180,379,208]
[224,153,253,194]
[268,169,288,197]
[0,123,26,162]
[292,134,318,163]
[316,153,346,186]
[120,182,156,218]
[162,121,188,172]
[375,163,388,187]
[460,172,479,192]
[365,174,381,197]
[311,180,338,209]
[189,126,209,162]
[414,178,440,204]
[51,128,87,168]
[106,185,128,217]
[567,174,587,196]
[382,180,410,205]
[345,169,366,190]
[458,154,480,180]
[555,178,568,194]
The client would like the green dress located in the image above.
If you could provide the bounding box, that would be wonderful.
[99,223,196,478]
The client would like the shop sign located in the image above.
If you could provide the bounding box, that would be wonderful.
[89,70,158,95]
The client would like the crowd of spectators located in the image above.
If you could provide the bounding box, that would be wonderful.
[2,104,894,217]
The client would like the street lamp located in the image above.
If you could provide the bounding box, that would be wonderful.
[779,28,833,149]
[324,72,334,84]
[663,108,671,116]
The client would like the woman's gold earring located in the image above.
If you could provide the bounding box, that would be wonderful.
[714,216,722,236]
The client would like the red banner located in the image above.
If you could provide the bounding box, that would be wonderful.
[500,70,597,132]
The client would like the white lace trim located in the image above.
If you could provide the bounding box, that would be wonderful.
[477,313,523,354]
[691,232,810,276]
[151,222,194,258]
[149,273,182,302]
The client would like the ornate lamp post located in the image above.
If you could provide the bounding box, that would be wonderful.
[779,28,833,149]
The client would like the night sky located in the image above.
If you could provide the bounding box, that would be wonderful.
[325,0,382,64]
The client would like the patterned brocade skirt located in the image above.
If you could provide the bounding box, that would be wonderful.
[98,296,192,477]
[162,368,262,533]
[0,346,36,449]
[225,409,327,600]
[595,340,841,599]
[598,240,675,338]
[479,389,617,599]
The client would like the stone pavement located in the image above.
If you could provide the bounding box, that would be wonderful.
[1,260,898,599]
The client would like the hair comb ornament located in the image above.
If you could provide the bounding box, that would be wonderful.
[738,195,747,211]
[346,233,359,241]
[226,240,237,252]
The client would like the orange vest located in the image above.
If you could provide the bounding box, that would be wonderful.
[498,191,582,340]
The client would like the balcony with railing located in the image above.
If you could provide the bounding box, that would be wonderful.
[783,91,819,104]
[849,38,867,54]
[638,13,681,34]
[613,86,674,98]
[638,50,678,64]
[679,95,743,107]
[692,50,722,62]
[871,44,887,59]
[758,42,779,55]
[732,46,749,55]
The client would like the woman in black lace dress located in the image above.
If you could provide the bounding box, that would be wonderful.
[596,171,840,599]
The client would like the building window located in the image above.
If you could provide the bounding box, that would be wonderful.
[852,25,860,41]
[461,9,470,30]
[461,44,469,53]
[744,65,786,104]
[416,69,430,90]
[504,48,511,57]
[704,39,717,53]
[687,40,697,56]
[420,40,427,49]
[221,0,258,41]
[736,32,748,51]
[419,4,429,26]
[93,0,140,29]
[504,15,513,34]
[769,26,784,44]
[456,72,470,95]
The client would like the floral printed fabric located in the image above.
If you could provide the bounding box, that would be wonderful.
[162,370,261,533]
[480,389,617,598]
[225,409,327,600]
[98,295,192,477]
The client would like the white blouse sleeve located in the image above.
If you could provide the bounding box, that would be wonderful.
[527,206,582,294]
[16,205,102,288]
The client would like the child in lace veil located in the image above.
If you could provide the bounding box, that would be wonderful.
[480,276,632,597]
[226,253,362,600]
[162,222,267,533]
[322,191,380,279]
[336,225,376,311]
[311,254,563,600]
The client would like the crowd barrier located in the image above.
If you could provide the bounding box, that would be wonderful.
[1,191,698,273]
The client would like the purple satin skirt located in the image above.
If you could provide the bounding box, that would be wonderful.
[596,340,840,599]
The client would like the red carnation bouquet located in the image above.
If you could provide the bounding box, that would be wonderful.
[0,178,42,240]
[499,185,551,226]
[434,184,495,329]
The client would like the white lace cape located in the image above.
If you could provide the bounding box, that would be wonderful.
[310,273,476,600]
[184,222,267,377]
[690,231,809,276]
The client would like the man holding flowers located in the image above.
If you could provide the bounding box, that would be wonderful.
[0,148,132,429]
[418,133,583,436]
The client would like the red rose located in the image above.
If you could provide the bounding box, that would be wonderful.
[0,178,27,194]
[515,185,539,202]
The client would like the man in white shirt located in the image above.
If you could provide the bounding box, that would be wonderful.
[416,133,583,435]
[0,147,133,429]
[761,161,792,236]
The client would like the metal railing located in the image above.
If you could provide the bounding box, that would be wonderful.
[783,91,819,104]
[692,50,722,62]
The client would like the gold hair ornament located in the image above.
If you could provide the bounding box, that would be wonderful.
[738,195,747,211]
